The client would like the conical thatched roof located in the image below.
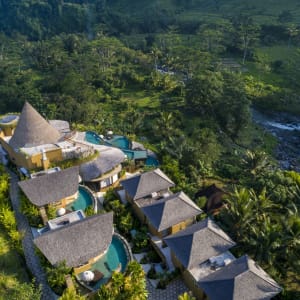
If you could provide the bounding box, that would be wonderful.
[9,102,61,149]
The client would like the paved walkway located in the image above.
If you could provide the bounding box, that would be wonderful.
[7,170,57,300]
[147,277,188,300]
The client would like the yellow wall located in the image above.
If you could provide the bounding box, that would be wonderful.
[146,216,195,238]
[73,251,106,275]
[0,138,63,170]
[132,202,146,223]
[183,270,208,300]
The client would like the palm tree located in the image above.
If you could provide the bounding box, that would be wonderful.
[219,187,256,242]
[241,150,271,177]
[178,292,196,300]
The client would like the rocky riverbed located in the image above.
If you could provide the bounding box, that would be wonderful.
[252,109,300,171]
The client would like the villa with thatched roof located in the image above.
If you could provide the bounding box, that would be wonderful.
[34,212,114,272]
[18,166,80,221]
[163,218,281,300]
[120,168,175,220]
[79,145,125,191]
[164,218,236,271]
[198,255,282,300]
[141,191,202,238]
[0,103,126,189]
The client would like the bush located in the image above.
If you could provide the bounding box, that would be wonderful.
[46,261,71,295]
[147,250,161,263]
[147,265,158,279]
[20,193,43,227]
[132,231,149,253]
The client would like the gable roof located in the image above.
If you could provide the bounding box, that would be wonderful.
[198,255,281,300]
[79,147,125,181]
[141,191,202,232]
[121,168,175,200]
[164,218,236,269]
[9,102,61,149]
[18,166,79,207]
[34,212,113,267]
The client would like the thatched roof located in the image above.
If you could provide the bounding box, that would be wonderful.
[49,120,70,134]
[198,255,281,300]
[141,191,202,232]
[121,168,175,200]
[9,102,61,149]
[164,218,236,269]
[79,147,125,182]
[18,166,79,207]
[34,212,113,267]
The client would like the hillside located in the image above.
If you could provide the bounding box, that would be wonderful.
[1,0,300,38]
[0,1,300,299]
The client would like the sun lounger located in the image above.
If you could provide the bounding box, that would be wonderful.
[91,270,104,282]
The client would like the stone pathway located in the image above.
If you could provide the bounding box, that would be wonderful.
[7,170,57,300]
[147,277,188,300]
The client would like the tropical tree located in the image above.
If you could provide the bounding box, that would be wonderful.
[9,280,42,300]
[46,261,71,295]
[59,287,85,300]
[178,292,196,300]
[97,261,147,300]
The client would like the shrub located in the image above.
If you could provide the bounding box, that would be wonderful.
[147,265,158,279]
[132,231,149,253]
[46,261,72,295]
[20,193,43,227]
[147,250,161,263]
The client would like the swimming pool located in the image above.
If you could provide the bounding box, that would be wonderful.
[145,156,159,167]
[66,186,94,211]
[109,135,130,149]
[85,131,103,145]
[85,131,159,166]
[84,235,130,289]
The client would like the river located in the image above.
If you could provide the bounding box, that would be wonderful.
[252,109,300,171]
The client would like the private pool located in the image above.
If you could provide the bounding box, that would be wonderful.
[66,186,94,212]
[109,135,130,149]
[85,131,104,145]
[78,234,132,291]
[85,131,159,166]
[145,156,159,167]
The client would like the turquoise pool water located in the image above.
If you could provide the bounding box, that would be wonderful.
[66,186,93,211]
[145,156,159,167]
[89,235,129,289]
[109,135,130,149]
[85,131,159,166]
[85,131,103,145]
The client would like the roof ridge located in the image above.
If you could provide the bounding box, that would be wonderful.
[177,191,202,212]
[207,219,235,245]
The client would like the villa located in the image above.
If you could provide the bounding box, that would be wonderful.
[198,255,282,300]
[18,166,84,224]
[34,212,114,272]
[120,168,175,221]
[163,218,281,299]
[141,191,202,238]
[0,102,125,190]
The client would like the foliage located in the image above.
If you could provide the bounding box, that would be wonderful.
[103,195,135,236]
[156,268,181,289]
[20,192,43,228]
[46,261,72,295]
[132,230,149,253]
[59,288,85,300]
[178,292,196,300]
[8,280,42,300]
[97,261,147,300]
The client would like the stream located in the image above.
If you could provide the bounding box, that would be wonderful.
[252,109,300,171]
